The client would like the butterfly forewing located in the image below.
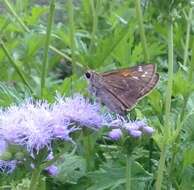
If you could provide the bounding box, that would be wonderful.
[86,64,159,115]
[101,64,159,111]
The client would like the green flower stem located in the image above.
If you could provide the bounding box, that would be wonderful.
[183,7,193,66]
[189,36,194,82]
[3,0,82,68]
[83,132,94,171]
[40,0,55,98]
[89,0,98,52]
[29,167,41,190]
[156,20,174,190]
[181,35,194,120]
[165,21,174,128]
[0,40,34,93]
[68,0,76,74]
[30,145,76,190]
[155,144,167,190]
[126,155,131,190]
[135,0,150,62]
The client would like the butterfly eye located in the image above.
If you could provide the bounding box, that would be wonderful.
[85,72,91,79]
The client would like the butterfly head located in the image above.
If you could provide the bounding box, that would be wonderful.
[85,70,103,87]
[85,71,92,79]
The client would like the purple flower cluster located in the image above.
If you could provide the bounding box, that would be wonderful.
[0,139,17,173]
[0,94,106,173]
[0,160,17,173]
[45,152,58,176]
[108,118,154,141]
[53,94,105,129]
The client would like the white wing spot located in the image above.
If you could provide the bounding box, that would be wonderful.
[132,76,139,80]
[142,74,146,77]
[138,66,143,72]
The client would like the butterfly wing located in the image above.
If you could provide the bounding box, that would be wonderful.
[101,64,159,111]
[93,86,128,115]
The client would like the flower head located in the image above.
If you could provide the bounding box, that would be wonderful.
[0,94,106,158]
[0,99,76,155]
[53,94,105,128]
[108,129,123,141]
[0,101,55,154]
[45,165,58,176]
[108,118,154,139]
[124,120,154,138]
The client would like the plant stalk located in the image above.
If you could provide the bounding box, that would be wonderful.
[89,0,98,52]
[189,36,194,82]
[126,155,131,190]
[135,0,150,62]
[40,0,55,97]
[68,0,76,74]
[83,132,94,171]
[165,21,174,128]
[183,8,193,66]
[156,20,174,190]
[29,167,41,190]
[3,0,82,68]
[3,0,30,32]
[155,145,167,190]
[0,40,34,93]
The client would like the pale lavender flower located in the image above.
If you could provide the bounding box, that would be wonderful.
[134,121,154,135]
[0,94,105,157]
[108,118,154,138]
[108,129,123,140]
[44,152,58,176]
[0,140,16,173]
[53,94,105,128]
[124,122,140,131]
[47,151,54,160]
[0,139,7,155]
[108,119,123,128]
[46,165,58,176]
[0,94,106,173]
[124,121,142,138]
[128,130,142,138]
[142,126,154,135]
[0,101,54,154]
[0,160,17,173]
[0,99,76,155]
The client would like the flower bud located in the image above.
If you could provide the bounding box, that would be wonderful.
[108,129,122,141]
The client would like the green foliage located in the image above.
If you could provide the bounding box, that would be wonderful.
[1,0,194,189]
[54,154,87,184]
[87,161,152,190]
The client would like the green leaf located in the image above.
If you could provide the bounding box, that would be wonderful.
[183,145,194,168]
[148,90,163,114]
[55,154,87,184]
[173,70,194,97]
[24,6,48,25]
[82,22,133,69]
[87,161,152,190]
[0,82,28,106]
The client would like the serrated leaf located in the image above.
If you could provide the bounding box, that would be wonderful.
[55,154,87,184]
[173,71,194,97]
[87,160,152,190]
[148,90,163,114]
